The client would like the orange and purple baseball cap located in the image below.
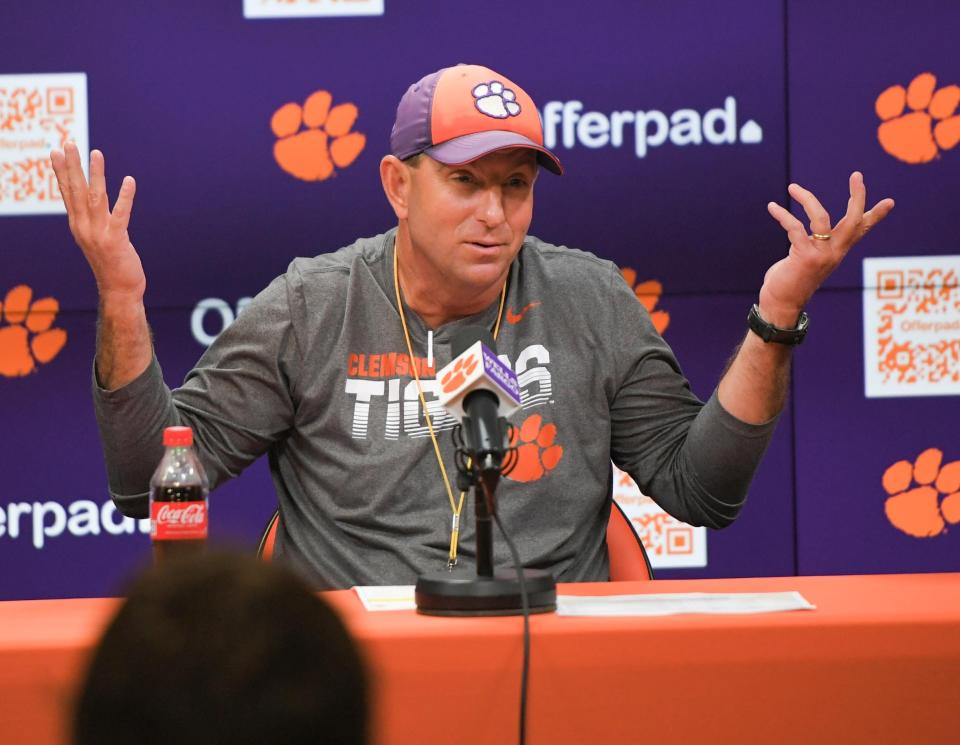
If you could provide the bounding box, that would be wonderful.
[390,64,563,175]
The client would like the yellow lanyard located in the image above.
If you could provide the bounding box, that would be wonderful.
[393,244,507,567]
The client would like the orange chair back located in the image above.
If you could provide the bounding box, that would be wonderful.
[606,499,653,581]
[258,510,279,561]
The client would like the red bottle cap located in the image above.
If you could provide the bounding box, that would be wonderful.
[163,426,193,447]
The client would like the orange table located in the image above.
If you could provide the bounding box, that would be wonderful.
[2,574,959,744]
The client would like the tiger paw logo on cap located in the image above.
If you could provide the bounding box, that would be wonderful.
[472,81,521,119]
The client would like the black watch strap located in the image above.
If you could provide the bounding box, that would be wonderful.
[747,304,809,345]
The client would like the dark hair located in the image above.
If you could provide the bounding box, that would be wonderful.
[73,553,368,745]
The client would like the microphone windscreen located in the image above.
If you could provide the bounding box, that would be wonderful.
[451,325,496,357]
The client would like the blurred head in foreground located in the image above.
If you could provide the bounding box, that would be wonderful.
[73,552,368,745]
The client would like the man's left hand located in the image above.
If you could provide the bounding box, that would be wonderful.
[760,172,895,327]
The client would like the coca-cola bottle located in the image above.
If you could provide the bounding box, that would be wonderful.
[149,426,209,562]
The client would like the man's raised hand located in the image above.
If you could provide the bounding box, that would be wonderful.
[51,143,153,389]
[716,173,894,424]
[761,172,895,326]
[50,143,146,303]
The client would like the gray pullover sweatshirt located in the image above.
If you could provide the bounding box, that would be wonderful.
[93,230,777,588]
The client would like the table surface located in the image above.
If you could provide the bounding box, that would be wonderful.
[2,573,959,744]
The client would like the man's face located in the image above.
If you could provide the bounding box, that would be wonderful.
[403,148,538,296]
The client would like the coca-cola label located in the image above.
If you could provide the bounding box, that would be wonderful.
[151,501,208,541]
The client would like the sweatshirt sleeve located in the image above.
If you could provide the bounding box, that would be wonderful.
[92,273,302,518]
[607,269,778,528]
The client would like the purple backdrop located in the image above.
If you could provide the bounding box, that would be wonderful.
[788,0,960,575]
[1,0,956,600]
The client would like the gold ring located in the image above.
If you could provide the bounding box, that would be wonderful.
[812,232,832,241]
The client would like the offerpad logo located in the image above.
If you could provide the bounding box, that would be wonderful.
[0,73,88,216]
[883,448,960,538]
[541,96,762,159]
[876,72,960,164]
[862,256,960,397]
[620,268,669,334]
[271,90,366,181]
[0,285,67,377]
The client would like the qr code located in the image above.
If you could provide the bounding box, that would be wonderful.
[611,466,706,568]
[864,257,960,397]
[0,73,87,216]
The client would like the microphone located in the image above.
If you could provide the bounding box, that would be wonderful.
[437,326,521,474]
[414,325,557,618]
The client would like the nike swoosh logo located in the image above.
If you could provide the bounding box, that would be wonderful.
[506,302,541,325]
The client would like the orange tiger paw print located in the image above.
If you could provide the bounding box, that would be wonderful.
[507,414,563,482]
[0,285,68,378]
[620,268,669,334]
[441,354,478,394]
[876,73,960,164]
[271,90,366,181]
[883,448,960,538]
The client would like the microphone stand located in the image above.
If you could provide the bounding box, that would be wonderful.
[414,421,557,616]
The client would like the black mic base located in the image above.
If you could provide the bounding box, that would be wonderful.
[414,568,557,616]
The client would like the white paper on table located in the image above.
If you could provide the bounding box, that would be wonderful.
[556,591,815,617]
[353,585,416,611]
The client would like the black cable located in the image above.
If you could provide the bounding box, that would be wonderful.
[458,422,529,744]
[492,509,530,745]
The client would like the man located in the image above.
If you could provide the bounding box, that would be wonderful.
[50,64,893,587]
[73,552,368,745]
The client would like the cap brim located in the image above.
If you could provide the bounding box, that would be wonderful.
[426,131,563,175]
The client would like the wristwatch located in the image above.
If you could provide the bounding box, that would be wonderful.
[747,304,809,345]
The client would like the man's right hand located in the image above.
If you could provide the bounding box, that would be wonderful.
[51,143,153,389]
[50,143,146,303]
